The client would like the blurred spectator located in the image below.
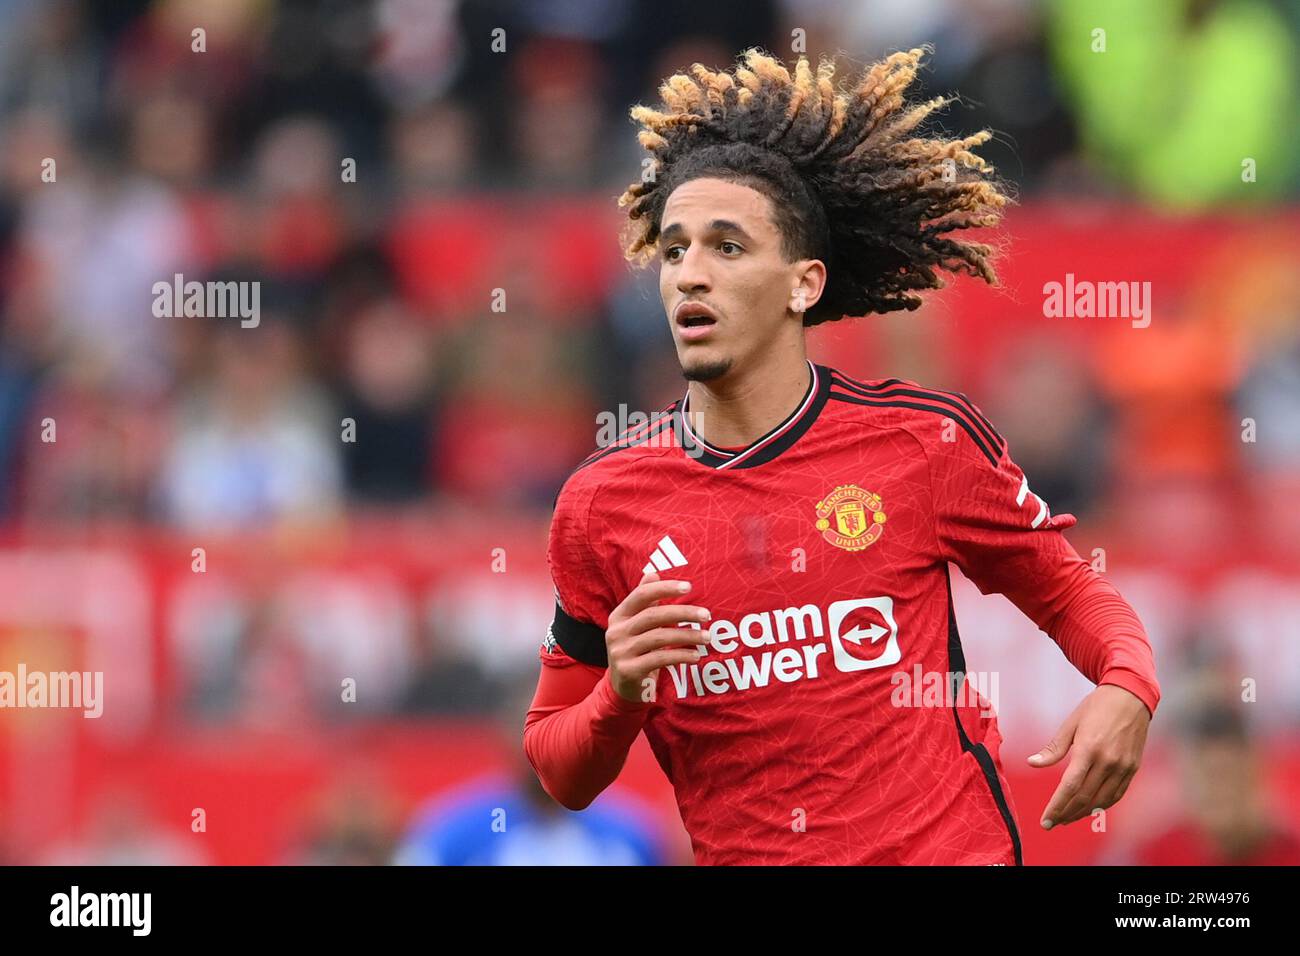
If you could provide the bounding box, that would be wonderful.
[1048,0,1299,208]
[337,298,440,504]
[246,115,351,278]
[41,788,210,866]
[508,38,611,190]
[395,680,670,864]
[1239,323,1300,558]
[1239,311,1300,475]
[284,762,401,865]
[371,0,466,111]
[434,316,598,509]
[387,97,477,193]
[399,616,501,716]
[16,361,167,522]
[984,334,1105,518]
[1118,704,1300,865]
[160,318,344,530]
[16,155,197,396]
[0,0,104,132]
[395,770,668,865]
[174,560,415,724]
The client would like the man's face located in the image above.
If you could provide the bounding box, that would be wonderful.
[657,177,819,382]
[1186,739,1258,840]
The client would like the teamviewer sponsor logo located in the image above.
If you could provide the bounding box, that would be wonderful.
[665,596,902,698]
[643,535,688,577]
[827,597,900,672]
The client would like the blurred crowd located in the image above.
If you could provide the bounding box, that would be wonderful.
[1,0,1297,529]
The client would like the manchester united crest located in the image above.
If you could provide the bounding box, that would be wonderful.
[814,484,886,552]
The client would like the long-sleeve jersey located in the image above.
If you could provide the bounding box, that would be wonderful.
[524,362,1159,865]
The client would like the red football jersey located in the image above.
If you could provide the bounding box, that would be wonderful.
[538,361,1160,865]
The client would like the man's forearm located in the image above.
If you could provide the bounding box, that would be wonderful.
[1045,572,1160,716]
[523,663,653,810]
[1021,560,1161,717]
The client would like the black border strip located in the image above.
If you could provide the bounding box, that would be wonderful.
[574,403,681,474]
[827,392,1000,467]
[946,571,1023,865]
[829,372,1005,452]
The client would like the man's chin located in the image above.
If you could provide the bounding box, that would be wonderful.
[680,354,733,383]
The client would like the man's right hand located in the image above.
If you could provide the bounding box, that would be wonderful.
[605,570,711,703]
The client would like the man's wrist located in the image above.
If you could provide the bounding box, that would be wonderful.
[1099,671,1158,719]
[600,672,654,713]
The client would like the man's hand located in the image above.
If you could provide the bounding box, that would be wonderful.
[606,570,711,703]
[1027,683,1151,830]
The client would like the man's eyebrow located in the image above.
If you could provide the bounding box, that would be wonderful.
[659,219,756,243]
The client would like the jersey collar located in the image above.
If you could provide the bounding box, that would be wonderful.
[675,360,831,470]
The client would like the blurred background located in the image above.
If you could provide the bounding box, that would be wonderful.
[0,0,1298,865]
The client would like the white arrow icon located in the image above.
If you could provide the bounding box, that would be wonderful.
[840,623,888,645]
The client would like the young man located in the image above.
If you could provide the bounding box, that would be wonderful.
[523,48,1159,865]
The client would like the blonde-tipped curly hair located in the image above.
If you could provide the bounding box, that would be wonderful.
[619,47,1010,326]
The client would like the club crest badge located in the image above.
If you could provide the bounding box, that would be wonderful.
[815,485,886,552]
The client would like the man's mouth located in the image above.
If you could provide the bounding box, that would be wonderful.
[674,302,718,340]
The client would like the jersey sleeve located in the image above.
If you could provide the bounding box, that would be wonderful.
[542,473,618,669]
[928,405,1078,600]
[526,472,652,811]
[926,399,1160,716]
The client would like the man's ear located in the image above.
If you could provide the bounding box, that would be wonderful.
[788,259,827,316]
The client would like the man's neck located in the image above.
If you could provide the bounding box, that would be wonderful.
[685,351,812,449]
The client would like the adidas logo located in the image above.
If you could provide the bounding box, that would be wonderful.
[643,535,688,577]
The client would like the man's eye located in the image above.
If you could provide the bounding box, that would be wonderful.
[665,245,685,261]
[720,240,742,255]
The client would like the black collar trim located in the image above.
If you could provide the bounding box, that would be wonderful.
[675,361,831,470]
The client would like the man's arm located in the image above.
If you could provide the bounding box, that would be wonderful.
[1017,558,1158,717]
[929,427,1160,716]
[525,472,648,811]
[928,403,1158,829]
[523,657,650,811]
[986,533,1156,830]
[523,572,710,811]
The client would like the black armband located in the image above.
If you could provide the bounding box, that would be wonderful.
[546,601,608,667]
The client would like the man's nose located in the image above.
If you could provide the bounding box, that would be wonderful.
[676,245,712,294]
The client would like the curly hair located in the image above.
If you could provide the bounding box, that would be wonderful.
[618,47,1010,326]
